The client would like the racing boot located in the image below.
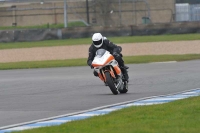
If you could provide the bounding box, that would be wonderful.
[124,65,129,69]
[120,66,129,82]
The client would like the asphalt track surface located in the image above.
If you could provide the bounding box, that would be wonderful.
[0,60,200,128]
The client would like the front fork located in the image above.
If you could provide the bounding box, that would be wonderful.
[98,66,117,82]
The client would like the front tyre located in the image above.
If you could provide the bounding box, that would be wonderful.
[105,71,119,95]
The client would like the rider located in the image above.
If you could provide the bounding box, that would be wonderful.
[87,33,129,82]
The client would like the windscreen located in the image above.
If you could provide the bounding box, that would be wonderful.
[95,49,106,58]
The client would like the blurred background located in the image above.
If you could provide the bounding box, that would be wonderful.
[0,0,200,41]
[0,0,199,27]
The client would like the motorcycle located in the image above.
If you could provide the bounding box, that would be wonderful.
[91,49,128,95]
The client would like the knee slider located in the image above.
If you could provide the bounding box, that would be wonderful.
[93,71,98,77]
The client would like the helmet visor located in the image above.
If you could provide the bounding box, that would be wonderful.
[93,39,102,46]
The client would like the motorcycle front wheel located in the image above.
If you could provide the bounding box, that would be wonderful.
[105,71,119,95]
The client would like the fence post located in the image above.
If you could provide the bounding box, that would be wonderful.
[86,0,90,24]
[119,0,122,26]
[64,0,68,28]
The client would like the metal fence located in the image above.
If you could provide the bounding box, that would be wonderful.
[0,0,199,27]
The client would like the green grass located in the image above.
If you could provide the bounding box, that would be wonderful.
[14,96,200,133]
[1,54,200,70]
[0,21,86,30]
[0,33,200,49]
[0,38,91,49]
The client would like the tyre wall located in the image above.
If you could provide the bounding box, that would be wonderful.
[0,22,200,43]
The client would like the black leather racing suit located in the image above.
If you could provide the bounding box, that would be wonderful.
[87,38,129,81]
[87,39,123,67]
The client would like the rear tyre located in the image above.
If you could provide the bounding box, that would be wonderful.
[119,81,128,93]
[105,71,119,95]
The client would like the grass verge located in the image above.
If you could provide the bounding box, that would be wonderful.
[14,96,200,133]
[0,33,200,49]
[1,54,200,70]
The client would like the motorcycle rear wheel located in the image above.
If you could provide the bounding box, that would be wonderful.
[119,81,128,93]
[105,71,119,95]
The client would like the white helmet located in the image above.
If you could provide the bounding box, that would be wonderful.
[92,33,103,48]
